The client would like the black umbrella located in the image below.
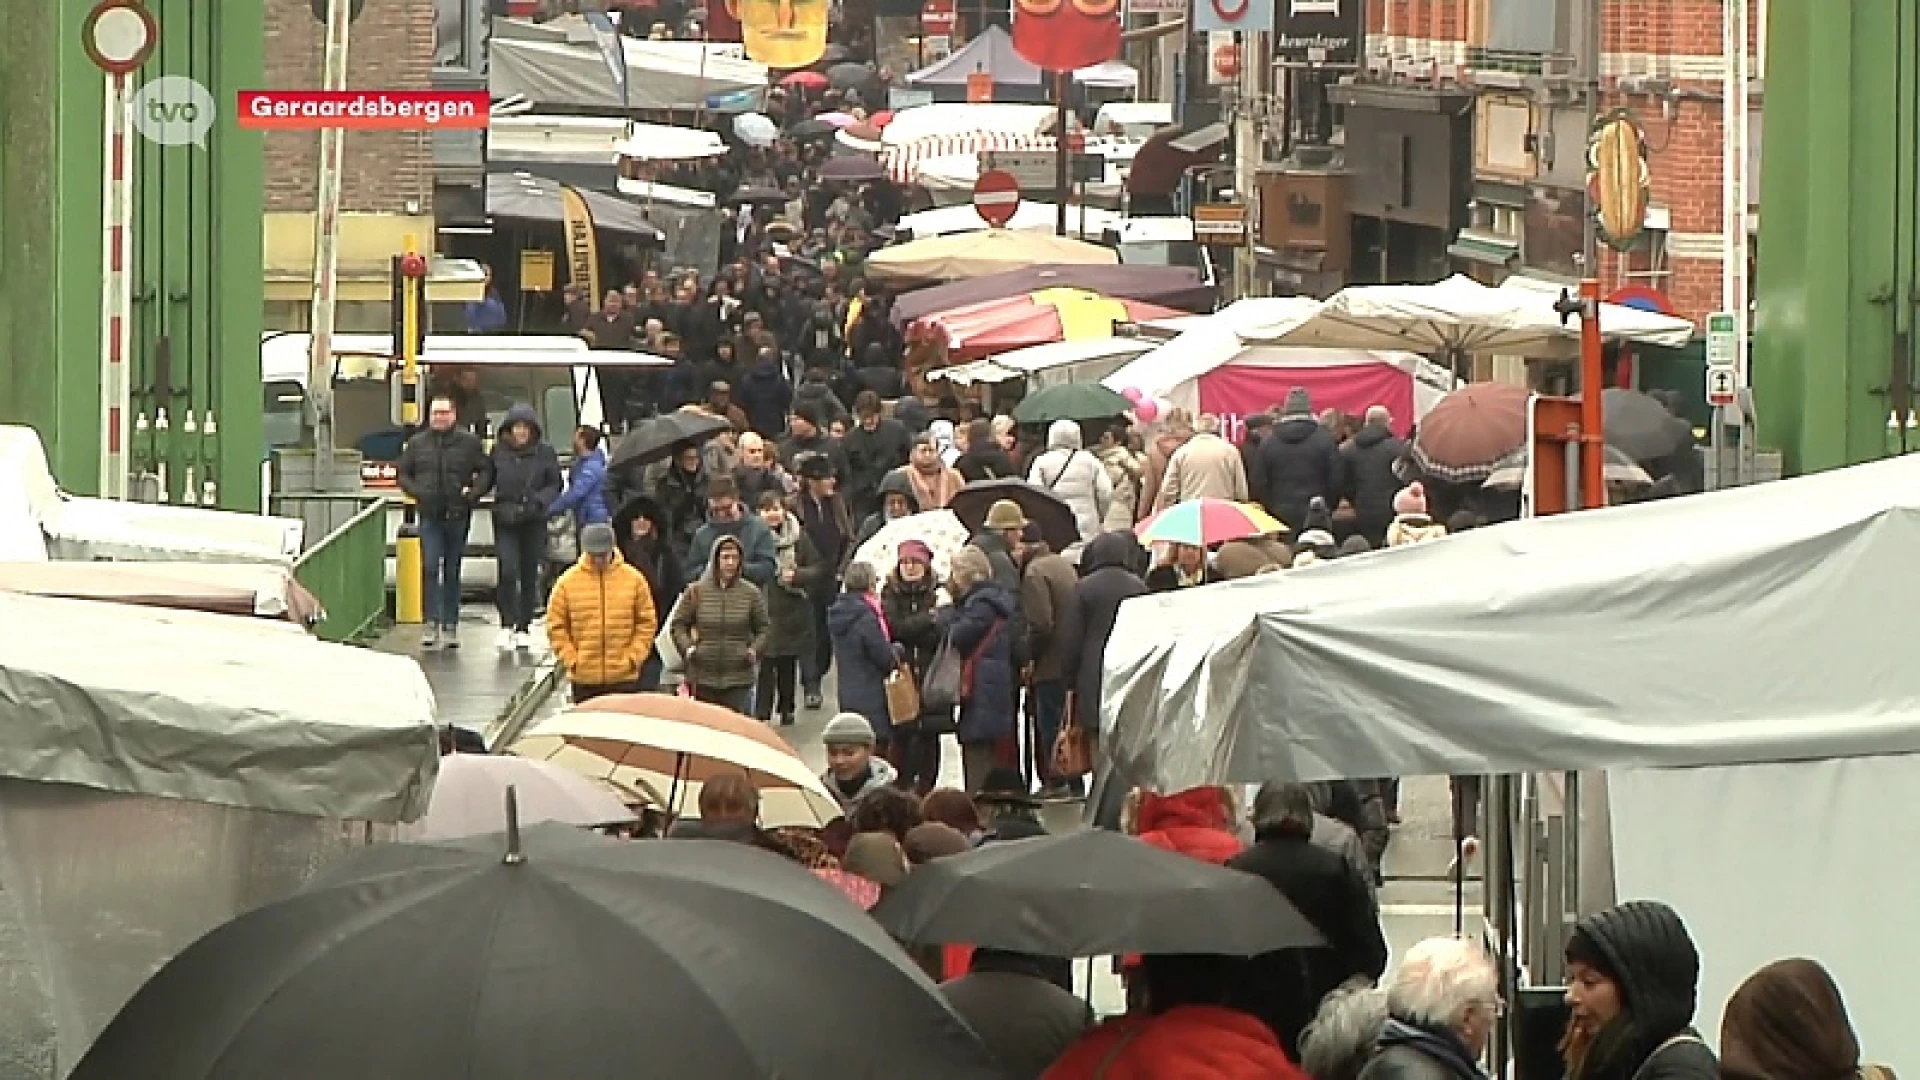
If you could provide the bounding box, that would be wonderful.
[608,409,732,472]
[948,478,1079,552]
[75,821,1004,1080]
[789,118,836,140]
[827,62,873,89]
[728,185,789,207]
[819,156,888,183]
[1601,387,1695,463]
[872,830,1326,957]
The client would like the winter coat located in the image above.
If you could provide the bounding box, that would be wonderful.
[762,513,823,658]
[823,757,900,812]
[1134,788,1244,865]
[780,432,853,485]
[941,966,1093,1080]
[1229,830,1392,1058]
[653,464,709,565]
[546,550,660,687]
[1019,547,1078,683]
[796,490,855,594]
[882,571,951,733]
[1341,424,1408,540]
[669,538,770,691]
[1158,430,1249,508]
[956,445,1018,483]
[1386,514,1448,547]
[1138,434,1182,518]
[938,580,1018,743]
[1043,1005,1308,1080]
[732,464,789,508]
[1145,562,1215,593]
[843,416,913,517]
[396,426,493,519]
[1061,531,1148,723]
[611,495,681,612]
[1358,1020,1488,1080]
[1565,902,1721,1080]
[736,358,793,438]
[488,406,563,527]
[1257,414,1344,531]
[550,446,612,526]
[687,513,780,590]
[1026,422,1112,548]
[1095,444,1145,532]
[853,470,921,552]
[828,590,898,738]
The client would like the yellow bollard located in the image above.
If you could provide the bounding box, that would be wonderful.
[395,524,424,624]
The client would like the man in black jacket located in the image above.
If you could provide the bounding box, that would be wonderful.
[1341,405,1409,547]
[1257,387,1344,532]
[841,390,911,521]
[1228,781,1390,1059]
[396,395,494,648]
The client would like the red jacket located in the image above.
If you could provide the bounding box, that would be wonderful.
[1042,1005,1307,1080]
[1134,788,1244,866]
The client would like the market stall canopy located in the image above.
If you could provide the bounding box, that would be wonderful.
[897,201,1121,240]
[614,122,730,162]
[0,592,436,822]
[891,263,1213,325]
[1252,274,1696,356]
[918,289,1182,361]
[487,114,628,166]
[904,27,1139,97]
[992,335,1159,379]
[864,229,1117,287]
[1101,452,1920,792]
[487,173,665,241]
[0,560,320,625]
[880,103,1060,147]
[490,37,766,112]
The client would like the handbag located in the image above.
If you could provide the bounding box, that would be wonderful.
[920,633,964,711]
[1050,690,1093,780]
[884,663,921,726]
[656,584,699,674]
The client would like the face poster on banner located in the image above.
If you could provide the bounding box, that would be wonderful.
[729,0,827,68]
[1012,0,1121,74]
[1192,0,1273,36]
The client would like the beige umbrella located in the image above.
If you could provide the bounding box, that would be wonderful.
[400,754,637,841]
[509,694,842,828]
[864,228,1118,288]
[851,508,971,581]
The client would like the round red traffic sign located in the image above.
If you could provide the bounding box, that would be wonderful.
[81,0,158,76]
[973,168,1021,229]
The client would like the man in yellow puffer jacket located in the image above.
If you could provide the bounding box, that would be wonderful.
[548,523,659,704]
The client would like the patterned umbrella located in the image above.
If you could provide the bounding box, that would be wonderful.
[1407,382,1533,484]
[814,868,884,911]
[1136,499,1288,547]
[851,508,972,581]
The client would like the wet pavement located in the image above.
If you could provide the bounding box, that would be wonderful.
[375,604,558,747]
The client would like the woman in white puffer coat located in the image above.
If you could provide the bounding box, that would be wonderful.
[1026,418,1113,556]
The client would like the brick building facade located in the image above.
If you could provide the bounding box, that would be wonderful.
[1362,0,1761,321]
[261,0,438,215]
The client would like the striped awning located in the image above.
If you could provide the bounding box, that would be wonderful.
[881,132,1056,184]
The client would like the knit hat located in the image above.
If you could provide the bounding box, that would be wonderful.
[792,402,825,429]
[1280,386,1312,418]
[896,539,934,566]
[983,499,1027,530]
[821,712,876,747]
[581,523,616,555]
[1393,482,1428,516]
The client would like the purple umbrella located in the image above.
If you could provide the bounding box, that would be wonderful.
[815,111,857,128]
[819,156,888,182]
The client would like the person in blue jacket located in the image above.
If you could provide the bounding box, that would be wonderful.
[549,426,611,529]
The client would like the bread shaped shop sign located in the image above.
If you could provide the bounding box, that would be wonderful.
[1012,0,1120,73]
[731,0,828,69]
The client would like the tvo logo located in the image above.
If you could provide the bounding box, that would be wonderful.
[130,75,216,148]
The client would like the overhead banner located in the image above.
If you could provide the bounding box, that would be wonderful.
[1274,0,1364,66]
[730,0,828,69]
[558,184,601,304]
[1192,0,1272,35]
[1012,0,1120,73]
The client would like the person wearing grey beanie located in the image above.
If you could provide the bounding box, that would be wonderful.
[820,712,896,811]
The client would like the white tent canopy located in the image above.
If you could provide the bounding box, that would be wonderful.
[1101,452,1920,789]
[881,103,1058,147]
[490,37,765,112]
[1249,274,1696,356]
[615,122,729,162]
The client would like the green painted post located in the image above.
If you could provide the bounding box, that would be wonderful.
[1754,0,1920,474]
[207,0,266,512]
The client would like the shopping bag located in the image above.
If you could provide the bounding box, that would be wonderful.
[885,663,921,726]
[1050,691,1093,781]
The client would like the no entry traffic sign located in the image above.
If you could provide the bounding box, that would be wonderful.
[973,168,1021,228]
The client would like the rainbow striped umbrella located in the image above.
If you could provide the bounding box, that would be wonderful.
[1135,499,1288,548]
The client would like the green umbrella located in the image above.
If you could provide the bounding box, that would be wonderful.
[1012,383,1134,424]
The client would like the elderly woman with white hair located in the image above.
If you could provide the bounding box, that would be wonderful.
[1357,936,1498,1080]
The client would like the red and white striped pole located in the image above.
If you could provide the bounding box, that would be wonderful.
[81,0,157,500]
[100,71,136,499]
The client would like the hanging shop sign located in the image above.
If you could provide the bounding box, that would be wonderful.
[1193,0,1271,37]
[1208,31,1239,85]
[1586,109,1652,252]
[520,250,556,293]
[730,0,828,69]
[1012,0,1121,72]
[1274,0,1363,66]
